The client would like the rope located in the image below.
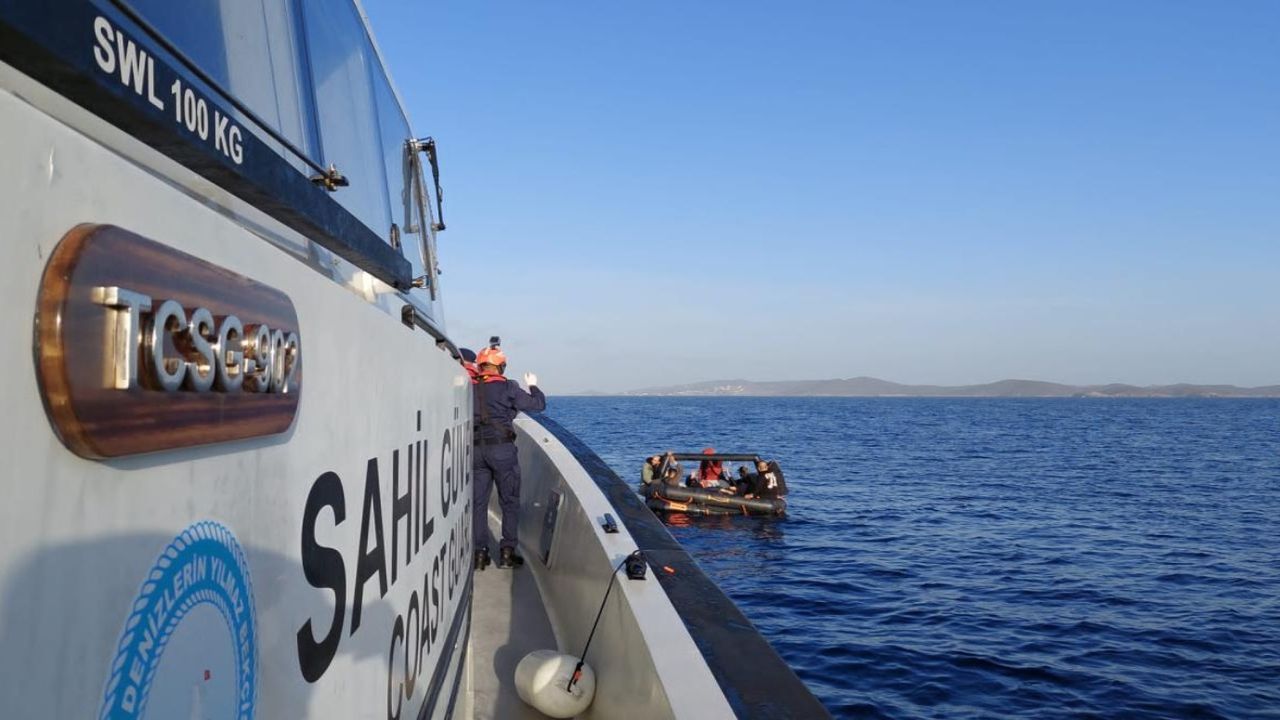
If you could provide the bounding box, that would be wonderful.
[567,551,641,692]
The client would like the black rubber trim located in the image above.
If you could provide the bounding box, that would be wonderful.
[527,413,832,719]
[439,609,470,720]
[0,0,412,290]
[416,573,472,720]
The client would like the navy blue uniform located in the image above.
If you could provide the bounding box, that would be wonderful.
[473,378,546,552]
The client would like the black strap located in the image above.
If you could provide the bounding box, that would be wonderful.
[473,382,515,443]
[475,382,491,425]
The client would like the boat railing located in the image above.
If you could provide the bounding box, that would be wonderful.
[512,414,831,719]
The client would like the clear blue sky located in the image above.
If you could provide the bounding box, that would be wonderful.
[365,1,1280,393]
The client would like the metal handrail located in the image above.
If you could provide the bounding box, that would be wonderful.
[668,453,763,463]
[400,304,460,360]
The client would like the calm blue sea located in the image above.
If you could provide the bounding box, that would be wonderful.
[548,397,1280,719]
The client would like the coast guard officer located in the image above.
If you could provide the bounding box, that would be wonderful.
[472,345,546,569]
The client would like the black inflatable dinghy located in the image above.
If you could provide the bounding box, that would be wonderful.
[639,452,788,517]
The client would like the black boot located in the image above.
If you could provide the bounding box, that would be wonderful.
[497,546,524,569]
[474,547,490,571]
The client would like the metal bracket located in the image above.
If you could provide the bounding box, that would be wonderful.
[601,513,619,534]
[310,163,349,192]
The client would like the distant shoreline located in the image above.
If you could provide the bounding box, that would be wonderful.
[563,377,1280,399]
[559,394,1280,399]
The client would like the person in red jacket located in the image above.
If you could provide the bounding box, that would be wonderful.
[458,347,479,384]
[697,447,729,488]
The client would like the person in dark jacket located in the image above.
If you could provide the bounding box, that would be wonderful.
[662,467,682,486]
[658,451,681,483]
[744,459,783,499]
[472,345,546,570]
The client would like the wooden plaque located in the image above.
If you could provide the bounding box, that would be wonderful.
[35,224,302,459]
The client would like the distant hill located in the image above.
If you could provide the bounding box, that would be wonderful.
[613,377,1280,398]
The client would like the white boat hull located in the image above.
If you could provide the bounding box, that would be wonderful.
[0,60,471,720]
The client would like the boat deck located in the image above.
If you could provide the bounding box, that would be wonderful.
[468,525,558,719]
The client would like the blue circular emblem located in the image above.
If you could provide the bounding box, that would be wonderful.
[100,521,257,719]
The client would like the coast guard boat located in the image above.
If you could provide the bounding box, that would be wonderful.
[0,1,827,717]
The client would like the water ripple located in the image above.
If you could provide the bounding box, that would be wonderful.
[551,397,1280,719]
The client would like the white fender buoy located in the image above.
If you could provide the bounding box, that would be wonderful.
[514,649,596,718]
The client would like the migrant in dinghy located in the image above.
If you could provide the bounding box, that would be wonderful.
[640,452,788,517]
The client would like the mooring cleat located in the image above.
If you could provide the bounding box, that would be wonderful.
[497,547,524,569]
